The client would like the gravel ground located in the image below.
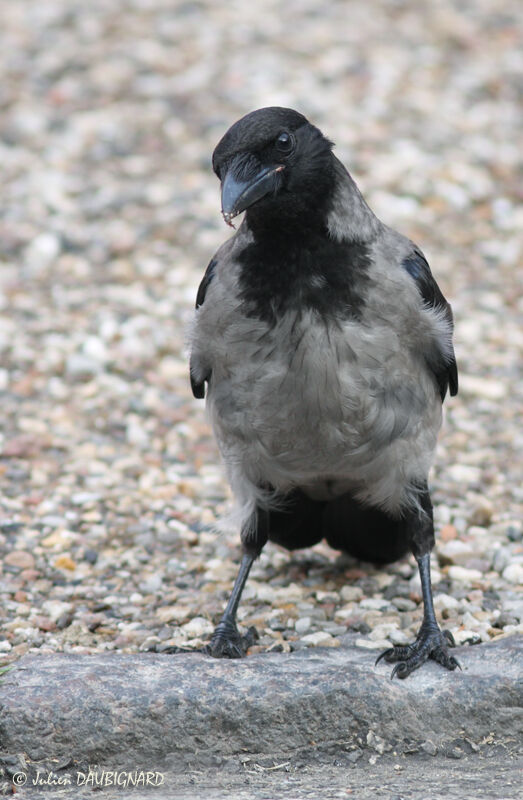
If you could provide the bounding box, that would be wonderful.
[0,0,522,666]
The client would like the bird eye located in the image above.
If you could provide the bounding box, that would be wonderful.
[275,131,294,154]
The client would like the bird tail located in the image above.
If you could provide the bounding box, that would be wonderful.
[322,493,410,564]
[262,488,410,565]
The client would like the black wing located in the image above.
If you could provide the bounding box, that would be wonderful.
[190,258,217,399]
[402,249,458,401]
[195,257,217,310]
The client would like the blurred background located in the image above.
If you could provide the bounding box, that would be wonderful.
[0,0,521,659]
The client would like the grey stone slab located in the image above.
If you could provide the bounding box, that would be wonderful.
[0,637,521,769]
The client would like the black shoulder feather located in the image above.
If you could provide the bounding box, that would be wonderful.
[195,258,217,309]
[190,258,217,399]
[402,249,458,401]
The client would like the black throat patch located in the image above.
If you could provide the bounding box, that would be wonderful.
[236,229,372,324]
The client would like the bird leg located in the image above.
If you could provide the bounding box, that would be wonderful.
[205,553,258,657]
[206,508,269,658]
[376,489,460,679]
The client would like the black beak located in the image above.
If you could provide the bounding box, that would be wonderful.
[221,161,285,226]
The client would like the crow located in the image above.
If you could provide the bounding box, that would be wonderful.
[189,107,459,678]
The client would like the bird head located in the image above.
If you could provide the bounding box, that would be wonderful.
[212,107,335,230]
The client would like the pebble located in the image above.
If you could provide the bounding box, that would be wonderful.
[467,495,494,526]
[390,597,417,612]
[181,617,214,638]
[65,354,103,380]
[340,586,364,602]
[54,555,76,571]
[369,624,400,642]
[25,233,61,272]
[41,601,74,622]
[367,730,391,755]
[356,638,389,650]
[4,551,36,570]
[421,741,437,757]
[359,598,392,611]
[438,540,476,566]
[447,566,483,583]
[434,593,460,611]
[502,564,523,586]
[295,617,313,635]
[300,632,339,648]
[458,375,507,400]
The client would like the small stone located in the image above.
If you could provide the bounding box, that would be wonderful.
[356,638,389,650]
[439,524,458,542]
[492,547,512,573]
[348,620,372,634]
[20,569,40,583]
[42,601,74,622]
[391,597,417,612]
[359,597,391,611]
[295,617,313,635]
[458,375,507,400]
[369,624,399,641]
[467,495,494,526]
[156,606,192,624]
[71,492,100,506]
[140,574,163,593]
[82,336,109,363]
[447,465,482,485]
[502,564,523,585]
[340,586,363,602]
[421,740,437,756]
[453,629,481,646]
[388,629,412,646]
[25,232,61,271]
[315,591,339,603]
[493,613,519,629]
[300,631,338,647]
[83,549,99,565]
[181,617,214,637]
[54,555,76,571]
[434,593,460,611]
[34,615,56,632]
[448,566,483,583]
[41,529,76,549]
[367,730,391,754]
[126,418,149,448]
[4,551,35,570]
[438,540,475,566]
[65,354,103,380]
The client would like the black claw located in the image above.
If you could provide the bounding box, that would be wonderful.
[391,662,411,680]
[443,629,456,647]
[376,625,459,679]
[374,649,391,666]
[206,620,258,659]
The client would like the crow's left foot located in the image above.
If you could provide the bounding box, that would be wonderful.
[376,625,460,679]
[205,618,258,659]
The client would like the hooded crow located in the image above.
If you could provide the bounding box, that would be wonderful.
[190,107,459,678]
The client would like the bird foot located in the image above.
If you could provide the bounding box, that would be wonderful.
[376,625,460,679]
[205,618,258,659]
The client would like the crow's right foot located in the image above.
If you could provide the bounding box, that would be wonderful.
[376,624,460,679]
[205,618,258,659]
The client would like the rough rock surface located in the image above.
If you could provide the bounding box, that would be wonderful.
[0,637,520,770]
